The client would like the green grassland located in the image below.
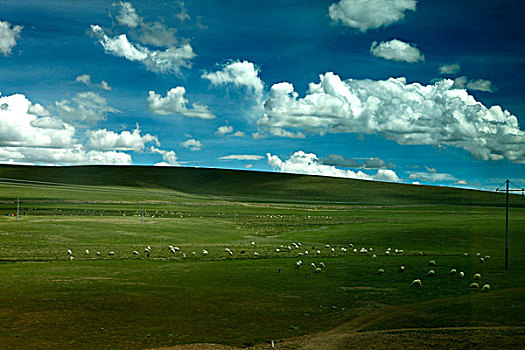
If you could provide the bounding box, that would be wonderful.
[0,165,523,349]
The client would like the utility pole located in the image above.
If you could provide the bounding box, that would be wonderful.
[495,179,524,270]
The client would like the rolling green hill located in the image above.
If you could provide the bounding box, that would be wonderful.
[0,164,521,207]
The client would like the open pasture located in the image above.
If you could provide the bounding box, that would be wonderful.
[0,166,524,349]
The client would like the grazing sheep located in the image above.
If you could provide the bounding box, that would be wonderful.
[353,248,357,253]
[484,255,490,260]
[96,252,101,256]
[173,247,180,252]
[305,250,309,255]
[481,284,491,292]
[144,248,150,253]
[331,248,335,252]
[464,253,468,257]
[450,268,457,275]
[254,252,259,257]
[412,279,422,287]
[473,273,481,280]
[298,253,304,256]
[182,253,186,258]
[191,251,196,255]
[85,250,89,255]
[428,260,436,266]
[399,266,405,272]
[427,269,435,277]
[360,248,368,254]
[319,262,325,268]
[202,250,208,256]
[394,249,398,253]
[325,245,330,248]
[275,248,280,253]
[476,252,481,256]
[296,261,302,268]
[314,268,322,274]
[108,251,115,256]
[385,250,391,255]
[419,251,424,256]
[377,268,385,275]
[341,247,347,252]
[469,282,479,288]
[349,243,353,248]
[480,258,484,263]
[251,241,255,246]
[458,272,465,279]
[67,250,72,255]
[133,251,139,255]
[311,262,316,268]
[397,250,404,254]
[372,254,377,259]
[69,256,74,261]
[228,251,233,256]
[316,250,321,255]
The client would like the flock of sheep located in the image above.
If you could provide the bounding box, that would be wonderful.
[65,241,492,292]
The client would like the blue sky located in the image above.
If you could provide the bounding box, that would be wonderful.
[0,0,524,190]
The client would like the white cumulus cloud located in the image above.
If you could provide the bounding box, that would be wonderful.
[0,20,22,56]
[87,124,159,151]
[453,76,496,92]
[91,25,194,75]
[147,87,215,119]
[259,72,525,163]
[116,1,141,28]
[218,154,264,161]
[215,125,245,137]
[75,74,112,91]
[370,39,424,63]
[150,146,179,166]
[267,151,400,182]
[202,60,264,100]
[438,62,461,75]
[181,138,202,151]
[54,91,117,126]
[329,0,417,32]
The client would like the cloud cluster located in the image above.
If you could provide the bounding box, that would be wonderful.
[115,1,140,28]
[259,72,525,163]
[147,87,215,119]
[150,146,179,166]
[370,39,424,63]
[202,60,264,100]
[321,154,392,169]
[329,0,417,32]
[0,20,22,56]
[453,76,495,92]
[408,171,458,183]
[267,151,400,182]
[181,138,202,151]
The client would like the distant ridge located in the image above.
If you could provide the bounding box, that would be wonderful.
[0,164,520,207]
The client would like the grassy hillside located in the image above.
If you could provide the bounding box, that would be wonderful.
[0,164,521,207]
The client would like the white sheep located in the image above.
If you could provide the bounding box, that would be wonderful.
[372,254,377,259]
[191,251,196,255]
[319,262,325,268]
[469,282,479,288]
[476,252,480,256]
[473,273,481,280]
[349,243,353,248]
[251,241,255,246]
[450,268,457,275]
[314,267,322,274]
[228,251,233,256]
[305,250,309,255]
[458,271,465,279]
[202,250,208,256]
[311,262,316,268]
[399,266,405,272]
[96,252,101,256]
[377,268,384,275]
[419,251,424,256]
[316,250,321,255]
[133,251,139,255]
[254,252,259,257]
[412,279,422,287]
[385,250,391,255]
[298,252,303,256]
[480,257,484,263]
[428,260,436,266]
[69,256,74,261]
[331,248,335,252]
[353,248,357,253]
[464,252,468,257]
[85,249,89,255]
[484,255,490,260]
[481,284,491,292]
[67,249,72,255]
[397,249,404,254]
[275,248,280,253]
[325,245,330,248]
[108,251,115,256]
[182,253,186,258]
[296,261,302,268]
[427,269,435,277]
[174,247,180,252]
